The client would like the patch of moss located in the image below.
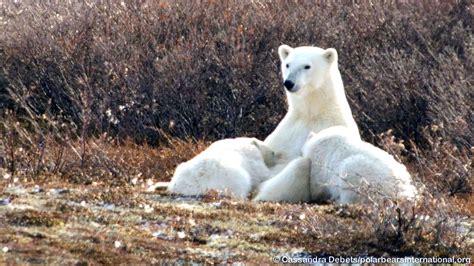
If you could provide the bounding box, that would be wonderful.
[6,210,64,227]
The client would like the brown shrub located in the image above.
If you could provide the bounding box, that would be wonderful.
[1,1,472,145]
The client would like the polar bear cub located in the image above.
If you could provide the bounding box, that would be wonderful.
[302,126,417,204]
[253,157,311,203]
[168,138,284,199]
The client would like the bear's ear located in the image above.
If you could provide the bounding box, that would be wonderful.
[250,138,263,150]
[252,139,271,154]
[323,48,338,63]
[307,131,316,140]
[278,44,293,61]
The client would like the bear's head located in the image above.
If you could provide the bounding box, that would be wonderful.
[278,45,338,94]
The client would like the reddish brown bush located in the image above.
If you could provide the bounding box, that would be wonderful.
[1,1,472,144]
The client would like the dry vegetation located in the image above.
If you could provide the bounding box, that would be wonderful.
[0,0,472,264]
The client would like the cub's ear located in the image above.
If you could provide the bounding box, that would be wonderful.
[323,48,338,63]
[278,44,293,61]
[250,138,263,150]
[251,138,272,154]
[307,131,317,140]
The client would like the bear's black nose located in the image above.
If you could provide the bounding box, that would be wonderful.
[283,80,295,90]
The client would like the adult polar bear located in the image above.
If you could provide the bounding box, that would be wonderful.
[255,45,416,203]
[264,45,360,160]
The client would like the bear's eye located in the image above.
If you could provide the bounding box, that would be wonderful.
[304,65,311,70]
[286,64,289,68]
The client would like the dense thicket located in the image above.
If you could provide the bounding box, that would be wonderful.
[1,1,471,148]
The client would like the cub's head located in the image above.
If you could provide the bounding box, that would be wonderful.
[250,139,286,167]
[278,45,338,94]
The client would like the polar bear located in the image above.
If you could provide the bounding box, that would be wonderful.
[265,45,360,160]
[167,137,286,199]
[301,126,417,204]
[253,157,311,203]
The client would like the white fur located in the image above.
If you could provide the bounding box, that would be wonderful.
[253,157,311,203]
[302,126,417,204]
[265,45,360,160]
[167,138,284,199]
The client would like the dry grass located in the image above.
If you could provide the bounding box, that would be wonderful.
[0,186,471,264]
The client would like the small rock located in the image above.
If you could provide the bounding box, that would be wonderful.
[114,240,122,248]
[177,231,186,239]
[152,231,173,240]
[2,247,8,253]
[211,202,222,208]
[209,234,220,240]
[49,188,69,195]
[31,185,44,194]
[0,197,11,206]
[249,233,261,241]
[144,204,154,213]
[103,203,115,210]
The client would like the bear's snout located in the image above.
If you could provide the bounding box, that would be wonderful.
[283,80,295,91]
